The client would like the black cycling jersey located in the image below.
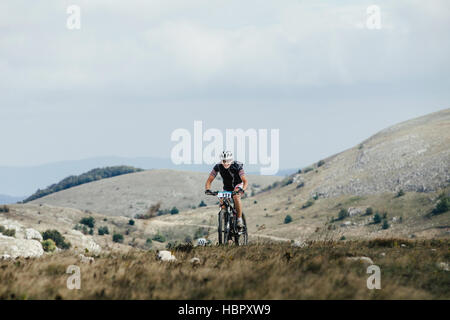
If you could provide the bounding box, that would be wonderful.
[210,161,245,191]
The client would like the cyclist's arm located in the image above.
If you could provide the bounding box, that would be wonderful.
[240,174,248,191]
[205,165,219,191]
[205,174,215,191]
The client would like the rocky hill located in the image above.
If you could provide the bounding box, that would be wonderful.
[307,109,450,198]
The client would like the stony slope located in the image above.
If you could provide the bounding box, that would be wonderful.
[309,108,450,198]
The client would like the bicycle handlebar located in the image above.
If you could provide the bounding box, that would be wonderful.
[205,190,240,196]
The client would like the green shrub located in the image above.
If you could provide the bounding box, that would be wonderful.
[302,199,314,209]
[198,201,207,208]
[42,229,71,249]
[365,207,374,216]
[0,225,4,233]
[373,213,382,224]
[170,207,179,215]
[284,215,293,224]
[98,226,109,236]
[303,167,313,173]
[80,216,95,228]
[281,177,294,187]
[0,205,9,213]
[382,219,390,230]
[296,182,305,189]
[3,229,16,237]
[128,219,135,226]
[317,160,325,167]
[41,239,56,252]
[337,208,348,221]
[152,233,166,243]
[112,233,124,243]
[146,238,153,246]
[194,228,208,239]
[396,189,405,197]
[340,236,346,241]
[432,194,450,215]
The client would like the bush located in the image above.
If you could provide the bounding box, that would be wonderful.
[198,201,207,208]
[432,194,450,215]
[135,203,162,219]
[112,233,124,243]
[365,207,374,216]
[170,207,179,215]
[373,213,382,224]
[396,189,405,197]
[284,215,293,224]
[2,228,16,237]
[146,238,153,246]
[303,167,314,173]
[0,225,4,233]
[302,199,314,209]
[98,226,109,236]
[42,230,71,249]
[337,208,348,221]
[128,219,135,226]
[281,177,294,187]
[0,205,9,213]
[41,239,56,252]
[296,182,305,189]
[317,160,325,167]
[382,219,390,230]
[194,227,208,239]
[152,233,166,243]
[80,216,95,228]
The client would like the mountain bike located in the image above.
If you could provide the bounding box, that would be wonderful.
[206,190,248,246]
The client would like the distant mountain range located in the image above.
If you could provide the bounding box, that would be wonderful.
[0,156,296,198]
[0,194,25,205]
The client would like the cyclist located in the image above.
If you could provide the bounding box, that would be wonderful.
[205,151,248,229]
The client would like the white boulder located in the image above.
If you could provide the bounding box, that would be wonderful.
[0,234,44,258]
[79,254,95,264]
[25,228,43,241]
[190,257,200,265]
[347,256,374,264]
[196,238,207,246]
[157,250,176,262]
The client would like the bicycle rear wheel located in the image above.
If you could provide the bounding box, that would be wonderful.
[218,210,224,244]
[235,212,248,246]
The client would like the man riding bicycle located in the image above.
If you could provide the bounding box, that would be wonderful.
[205,151,248,229]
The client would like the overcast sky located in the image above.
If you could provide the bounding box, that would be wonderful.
[1,0,449,170]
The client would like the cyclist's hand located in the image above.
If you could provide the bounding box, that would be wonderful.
[237,187,244,195]
[205,189,213,195]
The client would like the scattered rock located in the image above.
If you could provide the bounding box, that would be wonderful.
[347,256,374,264]
[157,250,176,262]
[401,244,407,248]
[190,257,200,265]
[0,234,44,258]
[79,254,94,264]
[340,221,352,227]
[291,240,307,248]
[25,228,43,241]
[347,207,364,217]
[437,262,449,272]
[380,252,386,257]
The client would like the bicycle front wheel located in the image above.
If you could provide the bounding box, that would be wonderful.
[235,212,248,246]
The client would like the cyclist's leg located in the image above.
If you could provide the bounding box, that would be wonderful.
[233,183,244,219]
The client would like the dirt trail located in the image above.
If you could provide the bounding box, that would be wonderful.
[149,220,292,242]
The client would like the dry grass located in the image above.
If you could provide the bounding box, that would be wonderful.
[0,239,449,300]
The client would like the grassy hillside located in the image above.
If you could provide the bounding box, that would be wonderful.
[30,169,281,217]
[1,240,448,300]
[23,166,143,203]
